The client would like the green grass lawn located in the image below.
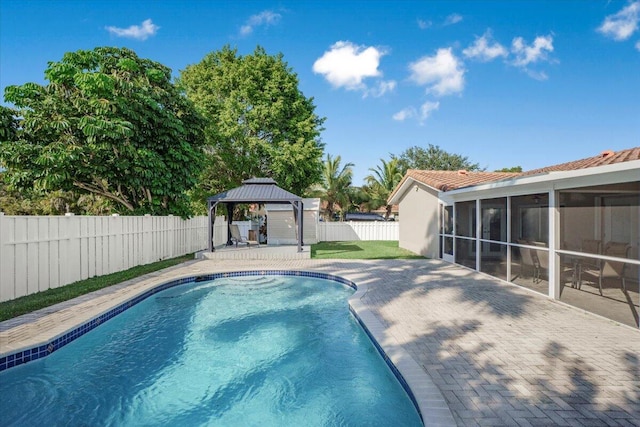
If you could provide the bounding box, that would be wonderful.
[311,241,424,260]
[0,254,194,322]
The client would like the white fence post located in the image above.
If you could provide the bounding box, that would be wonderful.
[0,213,12,301]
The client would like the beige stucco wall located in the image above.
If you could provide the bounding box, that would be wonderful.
[397,182,441,258]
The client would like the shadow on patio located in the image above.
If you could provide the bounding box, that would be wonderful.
[329,259,640,426]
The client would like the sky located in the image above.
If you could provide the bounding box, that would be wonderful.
[1,0,639,185]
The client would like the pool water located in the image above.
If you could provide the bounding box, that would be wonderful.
[0,275,422,426]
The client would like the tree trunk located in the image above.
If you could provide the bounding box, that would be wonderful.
[73,181,134,211]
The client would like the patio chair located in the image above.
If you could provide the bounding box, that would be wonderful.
[531,241,550,283]
[622,246,638,292]
[561,241,580,287]
[576,239,601,290]
[229,224,259,247]
[581,239,602,255]
[579,241,629,295]
[517,240,540,283]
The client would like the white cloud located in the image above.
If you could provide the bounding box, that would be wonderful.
[463,30,508,62]
[511,35,554,67]
[365,80,397,98]
[240,10,281,36]
[443,13,463,26]
[524,70,549,81]
[417,19,432,29]
[313,41,387,90]
[408,48,465,96]
[393,101,440,124]
[419,101,440,121]
[597,1,640,41]
[636,40,640,50]
[393,107,416,121]
[105,19,159,40]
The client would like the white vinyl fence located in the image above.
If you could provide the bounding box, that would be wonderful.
[0,214,209,302]
[219,221,398,243]
[0,215,398,302]
[318,221,399,242]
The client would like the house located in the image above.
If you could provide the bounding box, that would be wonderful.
[318,200,399,221]
[370,204,399,220]
[388,169,520,258]
[388,147,640,328]
[318,200,343,221]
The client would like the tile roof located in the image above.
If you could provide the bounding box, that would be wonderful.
[390,146,640,200]
[405,169,519,191]
[371,204,399,214]
[387,169,519,202]
[522,146,640,175]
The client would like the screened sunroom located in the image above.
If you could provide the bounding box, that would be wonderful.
[438,162,640,328]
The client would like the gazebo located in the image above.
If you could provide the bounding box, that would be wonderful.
[207,178,304,252]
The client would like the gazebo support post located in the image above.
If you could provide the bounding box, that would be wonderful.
[292,200,303,253]
[208,201,219,252]
[226,202,235,246]
[208,201,213,252]
[300,201,304,247]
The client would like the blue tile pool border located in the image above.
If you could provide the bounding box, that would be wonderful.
[0,270,422,424]
[349,305,423,422]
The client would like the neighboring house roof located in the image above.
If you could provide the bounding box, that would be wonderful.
[344,212,386,221]
[522,147,640,175]
[371,204,399,214]
[207,177,301,204]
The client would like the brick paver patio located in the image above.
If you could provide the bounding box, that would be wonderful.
[2,258,639,426]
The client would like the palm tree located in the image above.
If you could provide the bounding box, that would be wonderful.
[310,154,354,221]
[364,157,403,219]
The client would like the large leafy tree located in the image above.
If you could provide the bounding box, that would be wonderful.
[364,157,403,219]
[309,154,353,221]
[396,144,482,173]
[0,178,111,215]
[0,47,205,216]
[179,46,325,205]
[0,105,19,142]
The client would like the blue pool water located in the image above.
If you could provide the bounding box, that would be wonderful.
[0,275,422,426]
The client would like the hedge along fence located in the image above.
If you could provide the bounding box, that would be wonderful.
[0,214,214,302]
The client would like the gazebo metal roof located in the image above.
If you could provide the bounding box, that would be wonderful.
[207,178,302,204]
[206,178,304,252]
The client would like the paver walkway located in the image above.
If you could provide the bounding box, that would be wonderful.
[2,258,639,426]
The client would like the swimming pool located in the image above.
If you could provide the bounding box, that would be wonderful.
[0,274,422,426]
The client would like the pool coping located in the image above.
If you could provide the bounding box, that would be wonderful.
[0,268,456,427]
[349,282,457,427]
